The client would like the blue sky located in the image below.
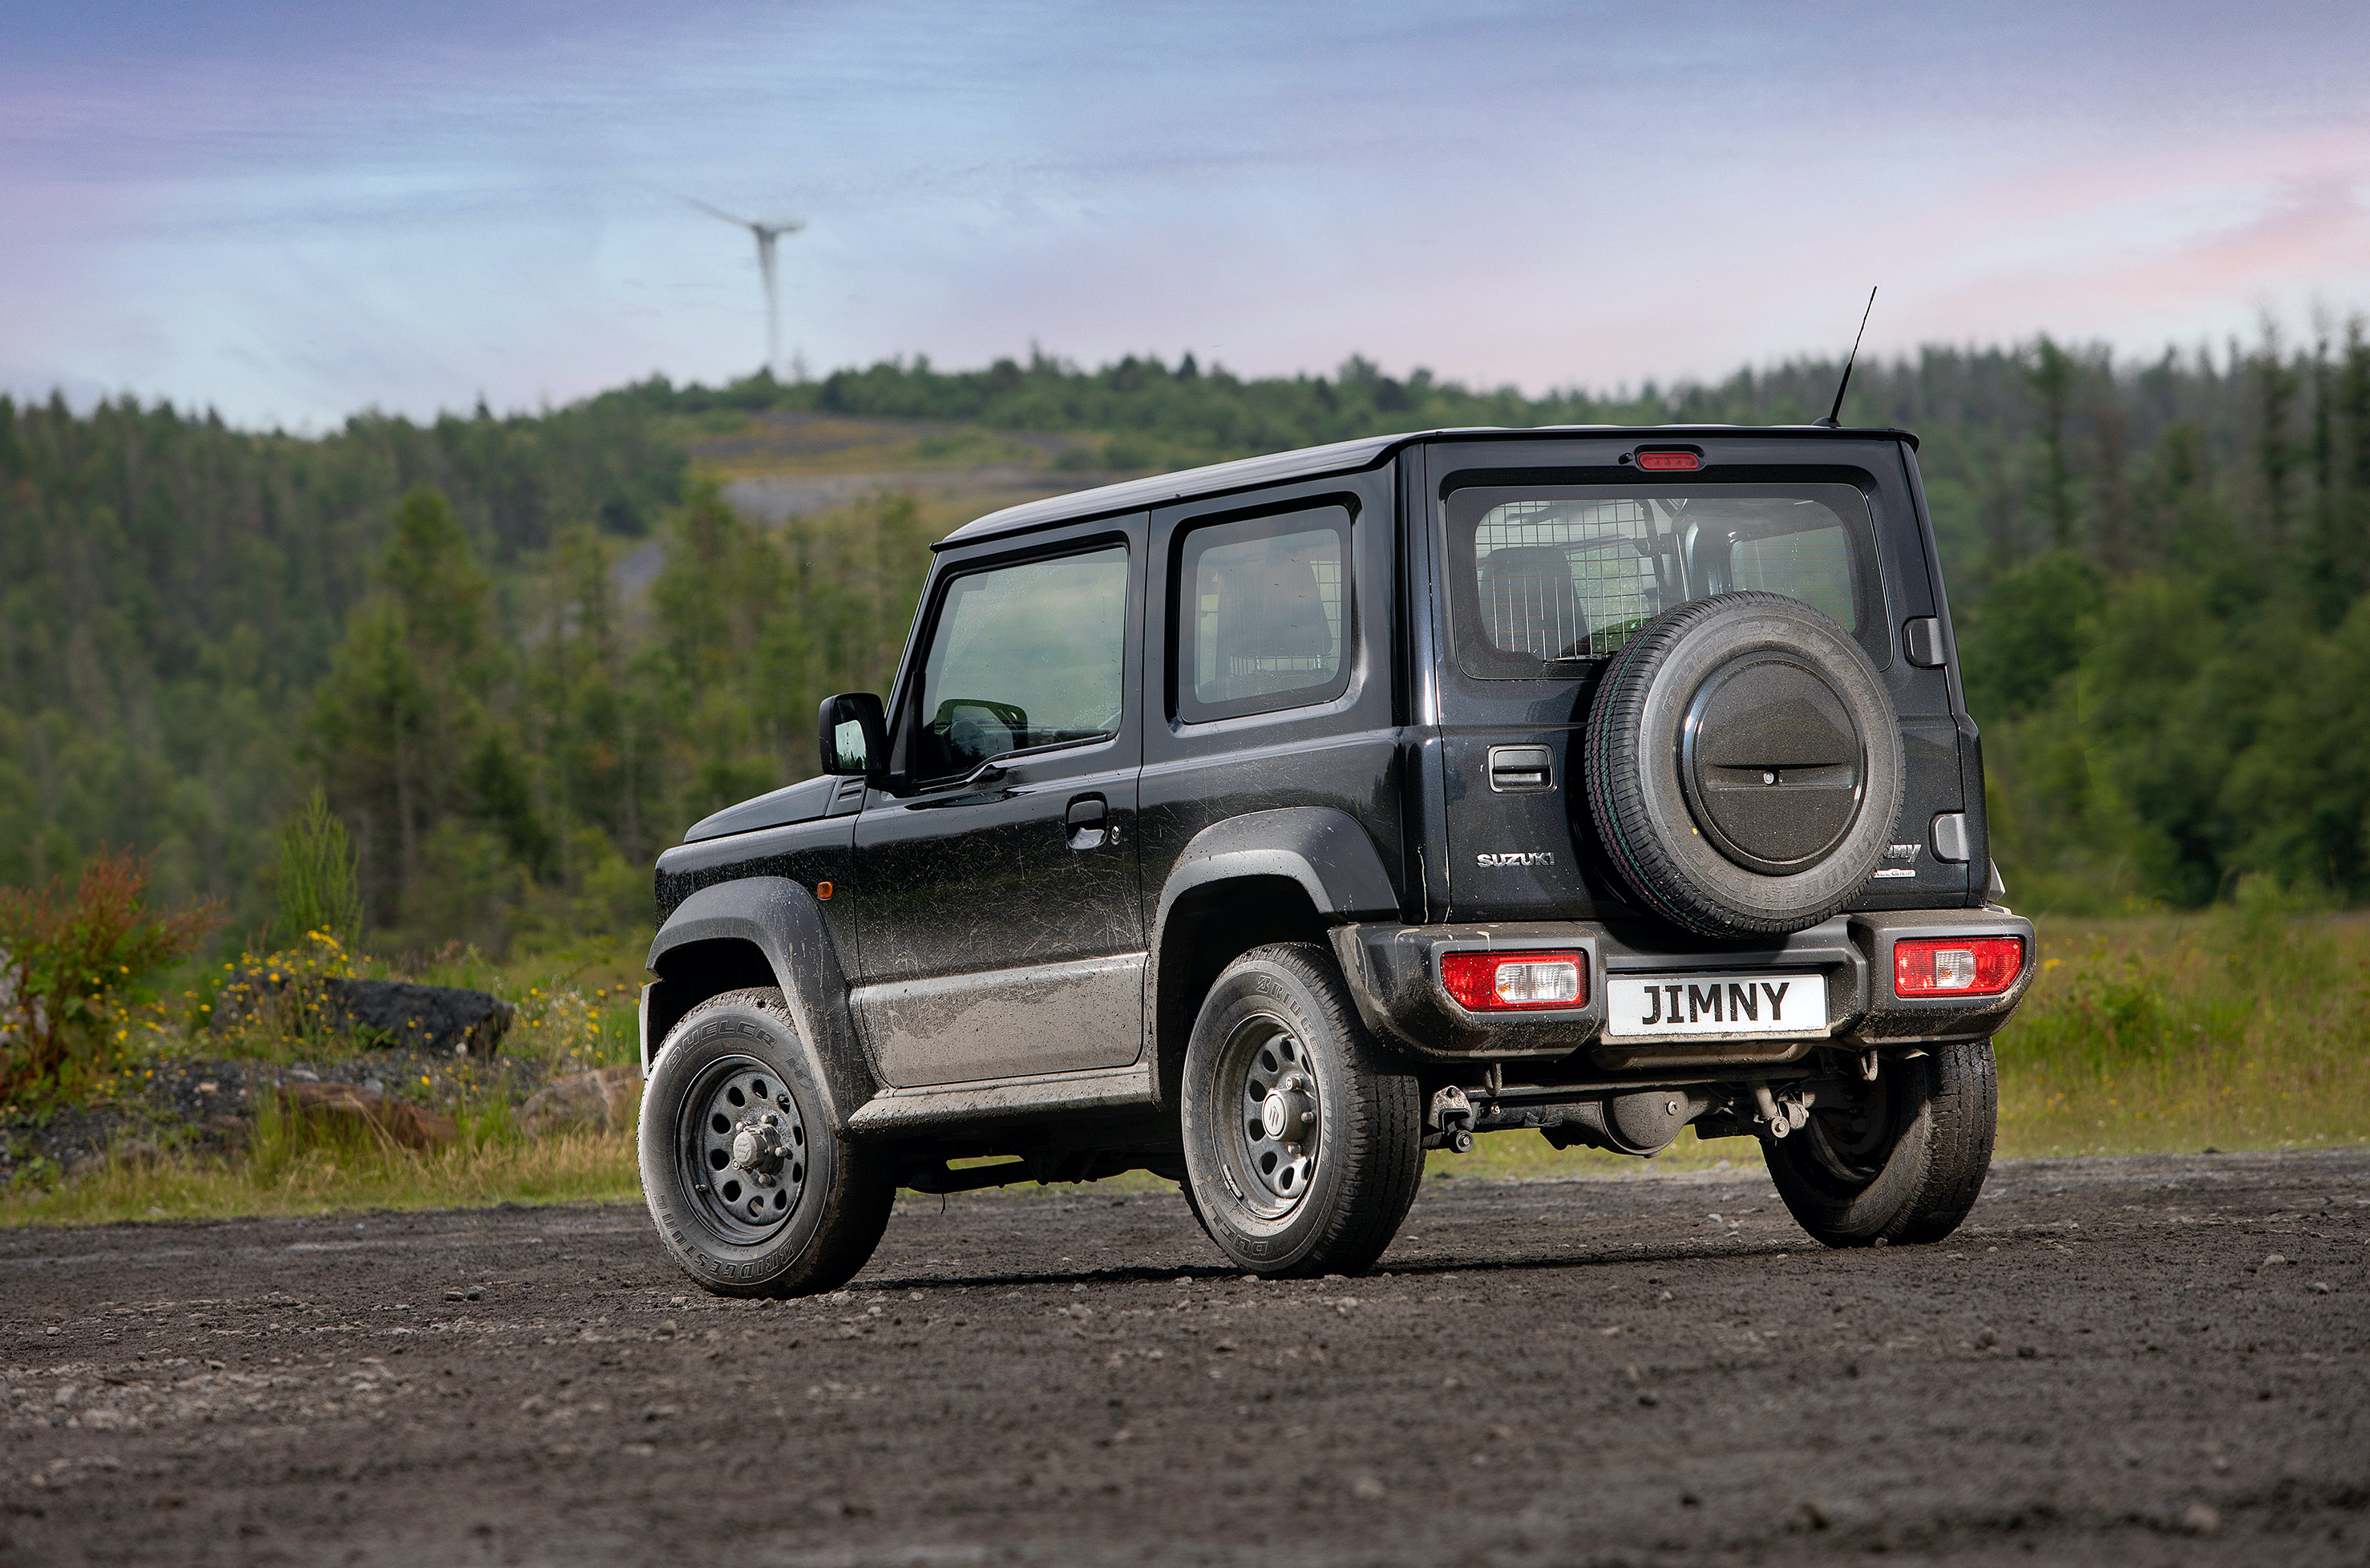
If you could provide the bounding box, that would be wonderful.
[7,1,2369,427]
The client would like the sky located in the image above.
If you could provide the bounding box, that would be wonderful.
[7,0,2370,429]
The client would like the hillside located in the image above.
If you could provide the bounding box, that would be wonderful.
[3,328,2367,953]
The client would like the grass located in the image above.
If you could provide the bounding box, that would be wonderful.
[0,1091,641,1227]
[8,901,2366,1223]
[0,932,653,1226]
[1990,905,2370,1157]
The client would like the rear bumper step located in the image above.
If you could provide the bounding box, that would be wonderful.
[1329,908,2035,1064]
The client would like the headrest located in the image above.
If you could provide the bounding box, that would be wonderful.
[1211,548,1333,662]
[1479,546,1585,656]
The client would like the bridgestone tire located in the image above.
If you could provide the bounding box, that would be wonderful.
[1179,944,1422,1277]
[1763,1039,1997,1247]
[1583,591,1904,939]
[638,988,894,1297]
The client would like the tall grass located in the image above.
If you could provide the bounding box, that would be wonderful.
[272,788,362,952]
[0,1086,640,1227]
[1993,895,2370,1155]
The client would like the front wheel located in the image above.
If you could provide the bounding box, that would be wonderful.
[638,988,895,1296]
[1179,944,1422,1277]
[1763,1038,1998,1247]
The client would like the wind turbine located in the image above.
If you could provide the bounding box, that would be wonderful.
[681,196,805,379]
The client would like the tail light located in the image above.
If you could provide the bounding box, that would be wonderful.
[1893,936,2023,997]
[1442,950,1587,1010]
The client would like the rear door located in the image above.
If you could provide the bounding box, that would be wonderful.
[1419,435,1968,922]
[849,518,1147,1086]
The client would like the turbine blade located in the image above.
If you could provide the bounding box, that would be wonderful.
[671,191,757,229]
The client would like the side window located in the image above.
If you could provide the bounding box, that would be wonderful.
[1175,505,1352,722]
[911,545,1129,782]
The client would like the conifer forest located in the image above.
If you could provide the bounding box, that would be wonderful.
[6,324,2368,956]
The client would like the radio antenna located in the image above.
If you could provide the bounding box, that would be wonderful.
[1815,286,1879,428]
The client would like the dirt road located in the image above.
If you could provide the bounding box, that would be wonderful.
[3,1149,2364,1566]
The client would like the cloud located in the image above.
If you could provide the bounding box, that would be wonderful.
[6,2,2370,423]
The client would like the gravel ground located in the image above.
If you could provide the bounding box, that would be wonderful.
[1,1148,2364,1566]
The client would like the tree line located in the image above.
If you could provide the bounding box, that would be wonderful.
[3,318,2367,954]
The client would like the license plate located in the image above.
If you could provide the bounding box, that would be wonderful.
[1602,972,1828,1041]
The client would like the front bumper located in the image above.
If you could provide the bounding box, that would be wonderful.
[1328,907,2035,1066]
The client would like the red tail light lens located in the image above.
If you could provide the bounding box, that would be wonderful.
[1442,950,1587,1010]
[1893,936,2023,996]
[1634,450,1701,471]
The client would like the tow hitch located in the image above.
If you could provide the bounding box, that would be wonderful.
[1753,1081,1810,1138]
[1428,1085,1477,1153]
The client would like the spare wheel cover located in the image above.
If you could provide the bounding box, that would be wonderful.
[1583,592,1904,939]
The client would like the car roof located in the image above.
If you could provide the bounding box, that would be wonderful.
[934,423,1919,550]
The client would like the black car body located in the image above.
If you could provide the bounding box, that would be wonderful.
[637,426,2033,1291]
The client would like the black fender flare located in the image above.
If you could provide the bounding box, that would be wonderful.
[1151,807,1402,932]
[1143,807,1404,1101]
[643,876,875,1132]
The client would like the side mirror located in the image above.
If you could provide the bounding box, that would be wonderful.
[818,692,888,778]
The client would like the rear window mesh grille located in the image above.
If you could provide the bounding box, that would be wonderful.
[1474,499,1662,660]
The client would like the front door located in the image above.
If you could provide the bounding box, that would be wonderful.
[851,527,1145,1086]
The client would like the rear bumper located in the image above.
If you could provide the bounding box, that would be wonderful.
[1328,907,2035,1065]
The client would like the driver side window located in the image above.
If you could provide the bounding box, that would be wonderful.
[911,545,1130,782]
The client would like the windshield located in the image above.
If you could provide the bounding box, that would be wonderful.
[1441,482,1881,680]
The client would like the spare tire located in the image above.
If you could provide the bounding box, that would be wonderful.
[1583,592,1903,940]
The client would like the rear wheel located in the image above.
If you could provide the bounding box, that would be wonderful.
[1763,1039,1997,1247]
[1179,944,1422,1276]
[638,988,895,1296]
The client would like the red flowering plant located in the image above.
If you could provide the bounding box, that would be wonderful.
[0,848,221,1108]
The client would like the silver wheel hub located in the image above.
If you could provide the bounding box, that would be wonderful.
[1261,1075,1316,1143]
[1216,1017,1323,1216]
[730,1117,790,1185]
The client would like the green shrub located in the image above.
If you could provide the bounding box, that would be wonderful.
[273,788,362,951]
[0,848,220,1105]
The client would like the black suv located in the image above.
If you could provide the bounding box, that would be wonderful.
[636,426,2033,1295]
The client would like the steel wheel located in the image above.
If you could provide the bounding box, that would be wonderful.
[1798,1073,1895,1186]
[1215,1013,1324,1220]
[675,1053,807,1243]
[1763,1038,1999,1247]
[1178,945,1423,1277]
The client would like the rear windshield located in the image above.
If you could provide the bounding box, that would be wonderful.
[1441,482,1882,680]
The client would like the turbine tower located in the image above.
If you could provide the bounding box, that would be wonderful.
[683,196,805,379]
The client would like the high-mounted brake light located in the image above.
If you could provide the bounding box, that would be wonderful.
[1893,936,2023,997]
[1442,950,1587,1011]
[1634,450,1701,471]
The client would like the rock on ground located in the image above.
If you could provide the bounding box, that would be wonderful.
[211,976,514,1057]
[280,1081,457,1150]
[518,1064,641,1140]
